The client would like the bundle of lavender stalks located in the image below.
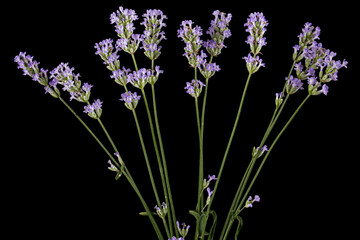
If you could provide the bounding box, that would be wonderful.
[14,6,347,240]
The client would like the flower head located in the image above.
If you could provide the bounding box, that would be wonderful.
[111,67,132,86]
[184,79,206,98]
[154,202,167,219]
[243,53,265,74]
[94,39,120,71]
[275,92,285,108]
[244,12,268,55]
[178,20,204,67]
[203,174,217,189]
[245,195,260,208]
[252,145,268,158]
[169,237,184,240]
[141,9,167,60]
[198,61,221,79]
[110,6,138,39]
[176,221,190,238]
[204,10,232,56]
[15,52,61,98]
[120,91,141,110]
[293,22,321,62]
[285,75,304,95]
[130,68,152,89]
[84,99,103,119]
[116,34,143,54]
[50,62,93,102]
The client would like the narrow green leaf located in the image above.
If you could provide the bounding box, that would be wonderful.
[234,216,244,240]
[198,213,208,238]
[208,210,218,240]
[139,211,156,216]
[189,210,200,220]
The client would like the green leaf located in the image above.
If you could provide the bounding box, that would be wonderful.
[208,210,218,240]
[139,211,156,216]
[198,213,208,238]
[189,210,200,220]
[234,216,244,240]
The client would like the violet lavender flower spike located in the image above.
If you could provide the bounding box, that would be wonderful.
[110,67,132,86]
[116,34,143,54]
[285,75,304,95]
[198,61,221,79]
[169,237,184,240]
[94,39,120,71]
[50,62,93,102]
[176,221,190,238]
[130,68,152,89]
[243,53,265,74]
[84,99,103,119]
[184,79,206,98]
[293,22,321,62]
[147,66,164,85]
[204,10,232,57]
[141,9,167,60]
[14,52,60,98]
[154,202,168,219]
[120,91,141,110]
[110,6,138,39]
[245,195,260,208]
[177,20,203,67]
[244,12,268,55]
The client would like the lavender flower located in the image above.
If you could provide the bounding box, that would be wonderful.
[141,9,167,60]
[110,67,132,86]
[204,10,232,57]
[203,174,217,189]
[243,53,265,74]
[308,77,329,96]
[178,20,204,67]
[245,195,260,208]
[107,160,119,172]
[184,79,206,98]
[198,61,221,79]
[169,237,184,240]
[14,52,60,98]
[116,34,143,54]
[147,66,164,85]
[176,221,190,238]
[244,12,268,55]
[130,68,152,89]
[110,6,138,39]
[94,39,120,71]
[252,145,268,158]
[50,62,93,102]
[154,202,167,219]
[206,187,214,205]
[275,92,284,108]
[293,22,321,62]
[120,91,141,110]
[84,99,103,119]
[285,75,304,95]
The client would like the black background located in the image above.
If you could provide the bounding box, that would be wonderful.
[3,0,358,239]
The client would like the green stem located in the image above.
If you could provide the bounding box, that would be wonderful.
[221,94,311,240]
[131,53,139,71]
[132,109,161,206]
[206,73,252,213]
[237,94,311,213]
[58,96,163,240]
[151,84,177,237]
[132,54,172,237]
[195,96,203,211]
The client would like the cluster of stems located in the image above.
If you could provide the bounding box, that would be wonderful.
[15,7,347,240]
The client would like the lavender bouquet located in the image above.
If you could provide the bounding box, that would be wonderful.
[14,6,347,240]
